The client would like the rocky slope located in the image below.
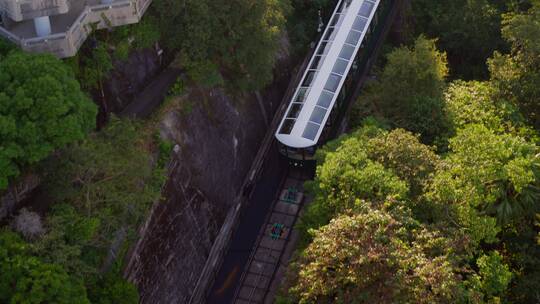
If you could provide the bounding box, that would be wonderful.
[126,38,293,303]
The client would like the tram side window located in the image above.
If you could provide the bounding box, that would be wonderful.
[294,88,309,103]
[287,103,303,119]
[324,74,342,92]
[302,70,317,87]
[317,91,334,108]
[279,119,295,135]
[332,58,349,76]
[346,30,362,46]
[302,122,320,141]
[353,16,367,32]
[339,44,355,61]
[324,26,339,42]
[338,0,353,13]
[309,107,327,125]
[330,13,345,27]
[310,55,325,70]
[317,42,331,55]
[359,1,375,18]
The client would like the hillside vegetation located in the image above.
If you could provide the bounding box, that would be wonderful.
[279,1,540,303]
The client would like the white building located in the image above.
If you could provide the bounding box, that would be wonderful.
[0,0,152,58]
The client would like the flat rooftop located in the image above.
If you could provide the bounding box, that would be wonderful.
[2,0,99,39]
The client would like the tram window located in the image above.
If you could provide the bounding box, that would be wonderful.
[346,30,362,46]
[324,74,342,92]
[287,103,303,119]
[317,42,331,55]
[324,27,338,42]
[294,88,309,103]
[353,16,367,32]
[330,13,345,28]
[359,1,375,18]
[339,44,355,60]
[332,58,349,76]
[309,106,327,125]
[338,0,353,12]
[302,70,317,87]
[310,55,324,70]
[302,122,320,141]
[279,119,295,135]
[317,91,334,108]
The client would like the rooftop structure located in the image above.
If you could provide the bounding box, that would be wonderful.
[275,0,380,149]
[0,0,152,58]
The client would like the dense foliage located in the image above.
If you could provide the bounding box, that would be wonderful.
[291,208,465,304]
[282,3,540,302]
[286,0,333,55]
[283,115,535,302]
[1,119,168,303]
[360,36,448,143]
[44,118,164,243]
[411,0,509,79]
[0,51,97,189]
[489,1,540,129]
[0,230,90,304]
[3,0,540,302]
[152,0,289,90]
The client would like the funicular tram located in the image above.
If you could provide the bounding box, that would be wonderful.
[275,0,393,166]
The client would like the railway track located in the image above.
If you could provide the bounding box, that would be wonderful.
[232,168,311,304]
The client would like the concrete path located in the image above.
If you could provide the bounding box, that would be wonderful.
[120,67,182,119]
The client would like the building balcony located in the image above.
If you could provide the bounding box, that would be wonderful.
[0,0,152,58]
[0,0,70,22]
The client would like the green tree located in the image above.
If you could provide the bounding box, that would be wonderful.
[0,38,14,58]
[0,230,90,304]
[288,208,463,304]
[363,36,449,143]
[153,0,290,90]
[44,118,163,245]
[366,128,440,196]
[0,51,97,189]
[466,251,513,303]
[299,130,408,238]
[286,0,332,55]
[428,124,539,245]
[489,1,540,129]
[87,271,138,304]
[412,0,507,79]
[32,204,101,277]
[299,122,445,240]
[444,80,526,134]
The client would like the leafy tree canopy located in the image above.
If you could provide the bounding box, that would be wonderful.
[299,122,442,242]
[153,0,290,90]
[489,0,540,129]
[428,124,539,246]
[411,0,508,79]
[43,118,163,244]
[0,230,90,304]
[465,251,513,302]
[363,36,449,143]
[444,80,526,135]
[289,207,464,304]
[0,51,97,189]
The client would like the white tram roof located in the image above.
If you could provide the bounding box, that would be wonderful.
[276,0,380,148]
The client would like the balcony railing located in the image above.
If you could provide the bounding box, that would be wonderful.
[0,0,69,21]
[0,0,152,58]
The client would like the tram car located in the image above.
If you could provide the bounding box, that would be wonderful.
[275,0,394,166]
